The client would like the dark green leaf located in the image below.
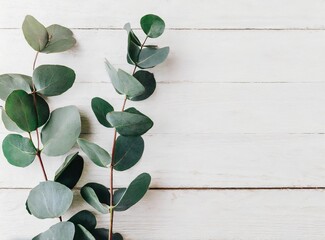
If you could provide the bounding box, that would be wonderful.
[114,136,144,171]
[138,47,169,69]
[27,181,73,219]
[77,138,111,168]
[69,210,97,231]
[42,24,76,53]
[140,14,165,38]
[55,152,84,189]
[33,65,76,96]
[81,183,110,214]
[32,222,75,240]
[2,134,36,167]
[126,34,140,65]
[41,105,81,156]
[106,107,153,136]
[113,173,151,211]
[22,15,48,51]
[124,23,141,46]
[129,70,156,101]
[5,90,37,132]
[0,74,32,100]
[113,233,124,240]
[91,97,114,128]
[35,94,50,127]
[74,225,95,240]
[90,228,108,240]
[1,108,24,133]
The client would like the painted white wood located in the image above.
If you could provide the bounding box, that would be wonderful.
[2,0,325,29]
[2,29,325,83]
[2,189,325,240]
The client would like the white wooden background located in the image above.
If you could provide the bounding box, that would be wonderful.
[1,1,325,239]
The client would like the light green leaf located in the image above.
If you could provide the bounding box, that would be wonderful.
[74,225,96,240]
[42,24,76,53]
[68,210,97,231]
[129,70,156,101]
[32,222,75,240]
[27,181,73,219]
[77,138,111,168]
[114,173,151,211]
[106,107,153,136]
[33,65,76,96]
[138,47,169,69]
[80,183,110,214]
[140,14,165,38]
[0,74,32,101]
[22,15,48,51]
[91,97,114,128]
[1,108,24,133]
[114,136,144,171]
[41,106,81,156]
[2,134,36,167]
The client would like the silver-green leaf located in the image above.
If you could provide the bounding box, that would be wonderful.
[33,222,75,240]
[22,15,48,51]
[0,74,32,101]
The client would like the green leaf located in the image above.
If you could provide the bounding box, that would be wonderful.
[35,94,50,127]
[74,225,96,240]
[126,35,140,65]
[32,222,75,240]
[22,15,48,51]
[1,108,24,133]
[33,65,76,96]
[27,181,73,219]
[104,60,145,97]
[114,136,144,171]
[90,229,108,240]
[91,97,114,128]
[129,70,156,101]
[5,90,37,132]
[77,138,111,168]
[42,24,76,53]
[68,210,97,231]
[55,152,84,189]
[113,233,124,240]
[0,74,32,100]
[124,23,141,46]
[106,107,153,136]
[138,47,169,69]
[114,173,151,211]
[2,134,36,167]
[140,14,165,38]
[80,183,110,214]
[41,105,81,156]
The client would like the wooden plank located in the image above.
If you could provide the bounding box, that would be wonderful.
[1,133,325,188]
[2,0,325,29]
[2,189,325,239]
[1,29,325,83]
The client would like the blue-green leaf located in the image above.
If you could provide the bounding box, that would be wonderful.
[81,183,110,214]
[32,222,75,240]
[137,47,169,69]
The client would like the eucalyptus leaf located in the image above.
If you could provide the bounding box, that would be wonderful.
[32,222,75,240]
[69,210,97,231]
[74,225,96,240]
[113,173,151,211]
[2,134,36,167]
[42,24,76,53]
[55,152,84,189]
[106,107,153,136]
[91,97,114,128]
[90,228,108,240]
[138,47,169,69]
[126,34,140,65]
[5,90,37,132]
[80,183,110,214]
[35,94,50,127]
[124,23,141,46]
[33,65,76,96]
[22,15,48,51]
[41,105,81,156]
[140,14,165,38]
[114,136,144,171]
[129,70,156,101]
[0,74,32,100]
[27,181,73,219]
[77,138,111,168]
[1,108,24,133]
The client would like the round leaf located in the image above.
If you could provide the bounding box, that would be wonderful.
[27,181,73,219]
[91,97,114,128]
[5,90,37,132]
[129,70,156,101]
[74,225,96,240]
[114,136,144,171]
[1,108,24,133]
[41,105,81,156]
[32,222,75,240]
[55,152,84,189]
[69,210,97,230]
[90,229,108,240]
[22,15,48,51]
[35,94,50,127]
[33,65,76,96]
[2,134,36,167]
[140,14,165,38]
[80,183,110,214]
[138,47,170,69]
[106,107,153,136]
[0,74,32,100]
[113,173,151,211]
[77,138,111,167]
